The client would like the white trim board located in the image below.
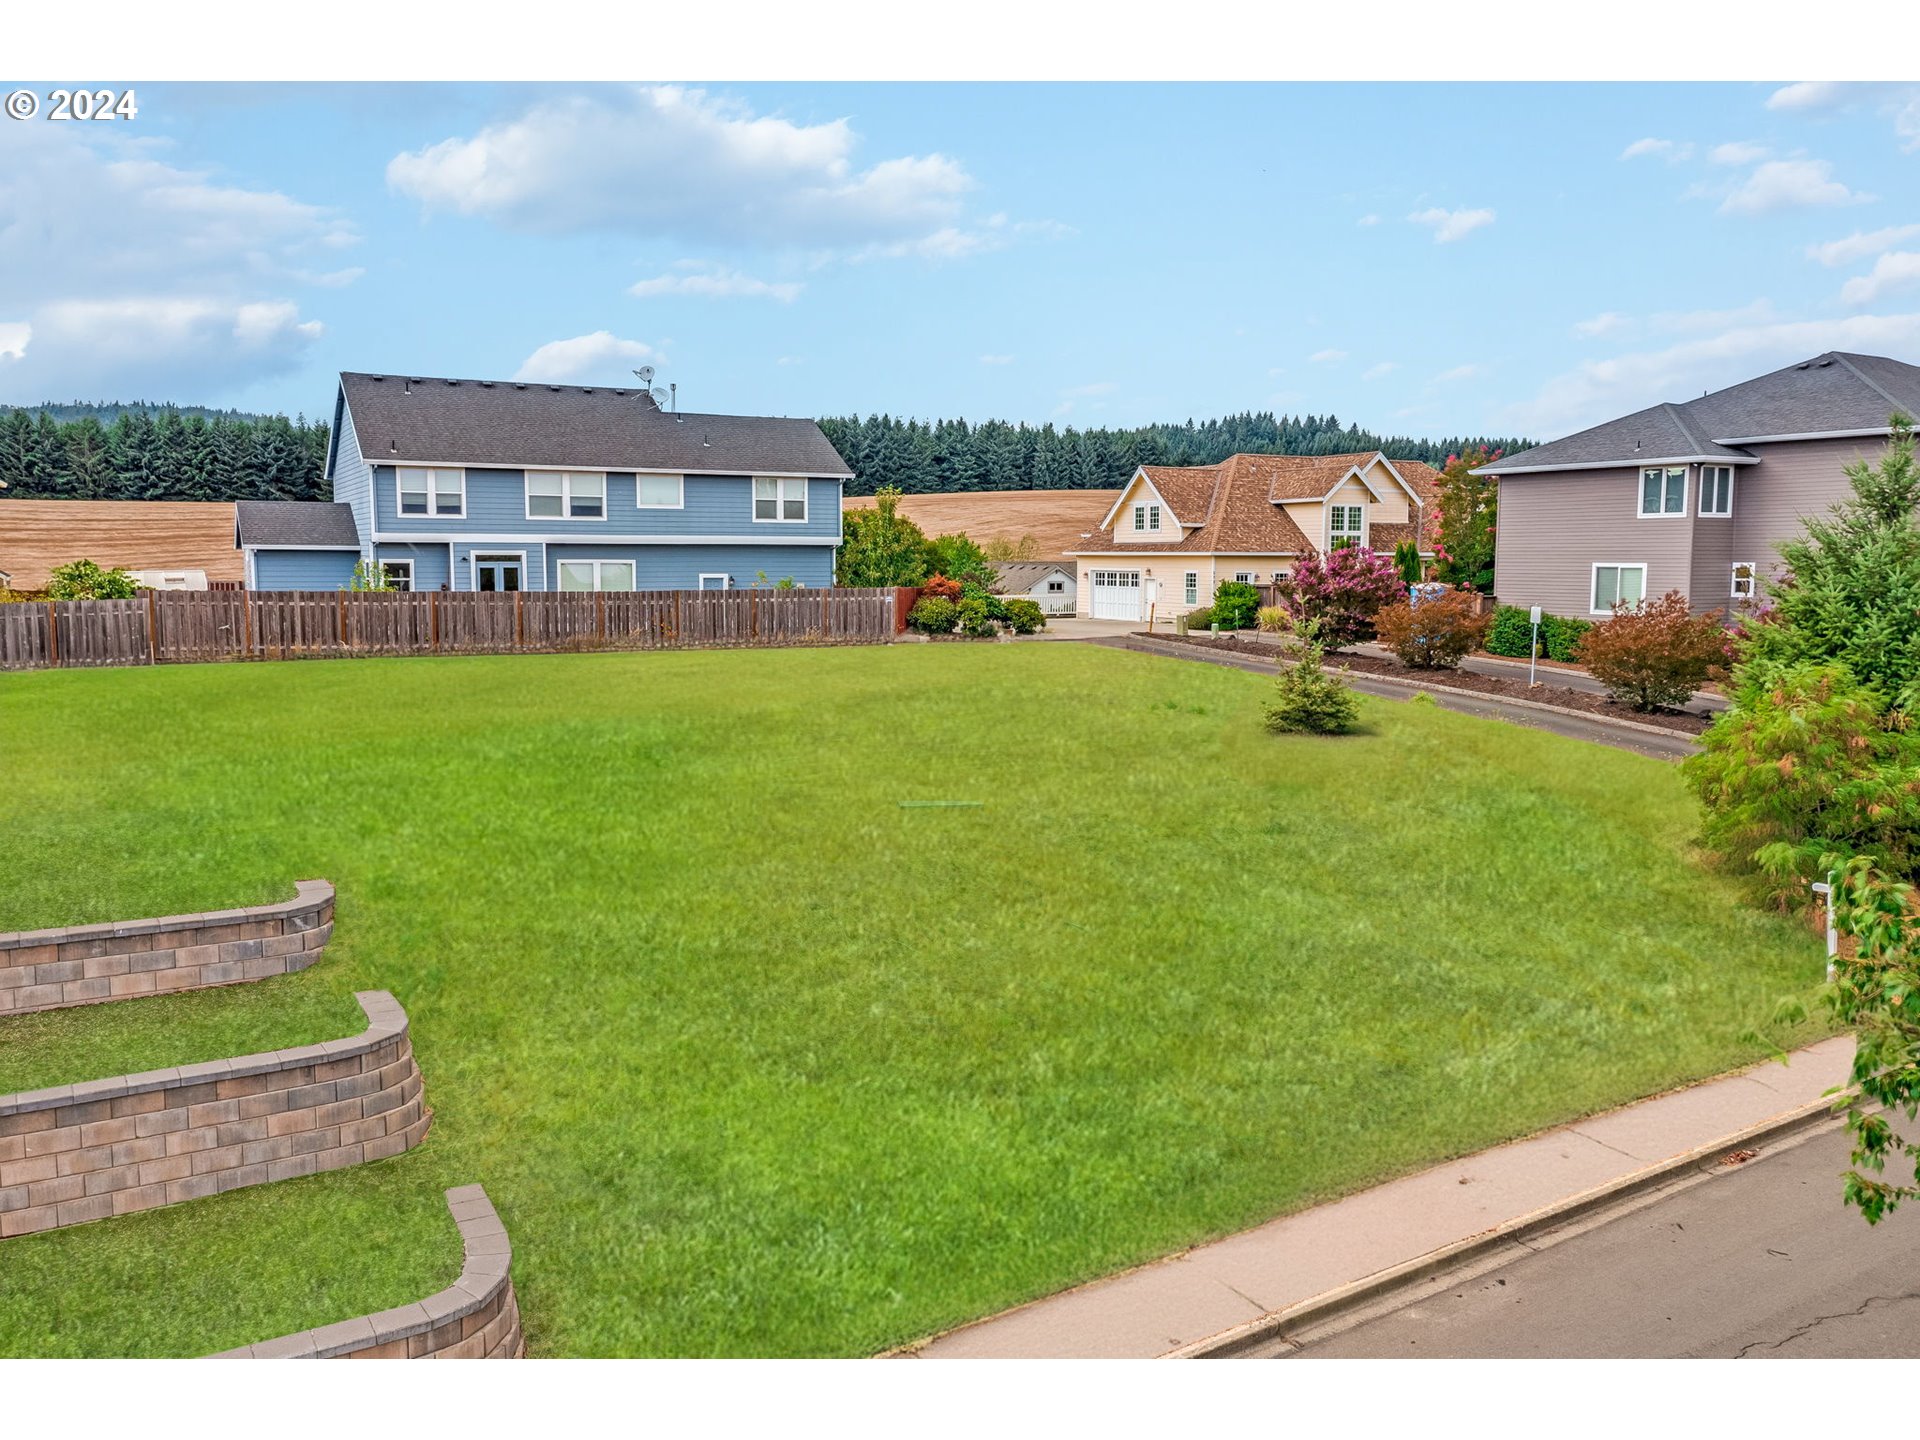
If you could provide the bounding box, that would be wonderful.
[370,532,842,546]
[380,456,852,481]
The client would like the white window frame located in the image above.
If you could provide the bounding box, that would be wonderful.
[1591,562,1648,615]
[1731,561,1757,601]
[1699,465,1735,518]
[380,559,413,592]
[1638,466,1688,518]
[698,572,731,590]
[397,465,465,519]
[753,476,808,523]
[1233,571,1257,584]
[634,473,684,509]
[469,550,528,593]
[1328,503,1364,549]
[525,470,608,522]
[1183,571,1199,605]
[556,558,636,592]
[1131,503,1163,534]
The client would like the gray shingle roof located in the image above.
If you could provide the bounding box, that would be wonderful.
[991,560,1076,592]
[338,373,853,478]
[1483,351,1920,475]
[235,500,361,548]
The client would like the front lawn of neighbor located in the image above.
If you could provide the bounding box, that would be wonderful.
[0,643,1822,1356]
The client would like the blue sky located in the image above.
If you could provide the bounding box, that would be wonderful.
[2,80,1917,441]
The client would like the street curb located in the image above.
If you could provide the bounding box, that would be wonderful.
[1165,1092,1845,1359]
[1114,634,1704,744]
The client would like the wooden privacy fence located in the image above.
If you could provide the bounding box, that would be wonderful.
[0,588,908,672]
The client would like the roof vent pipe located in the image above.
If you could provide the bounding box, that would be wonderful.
[671,383,678,420]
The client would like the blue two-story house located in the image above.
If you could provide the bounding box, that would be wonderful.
[235,371,853,592]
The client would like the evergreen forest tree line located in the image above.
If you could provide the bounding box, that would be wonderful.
[0,402,1532,503]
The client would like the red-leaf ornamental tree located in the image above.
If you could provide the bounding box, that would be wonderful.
[1575,589,1730,711]
[1373,587,1492,670]
[1284,545,1404,651]
[1426,445,1500,593]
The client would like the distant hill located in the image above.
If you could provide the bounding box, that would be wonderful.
[1,400,296,426]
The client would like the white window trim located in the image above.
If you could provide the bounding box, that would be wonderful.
[397,465,466,519]
[1698,465,1735,518]
[1637,466,1689,519]
[524,470,609,522]
[1327,503,1365,549]
[380,559,414,591]
[752,476,809,524]
[1590,562,1648,615]
[634,473,685,510]
[1731,561,1757,600]
[1132,503,1163,534]
[467,549,528,593]
[1183,571,1199,605]
[698,572,731,590]
[556,558,637,592]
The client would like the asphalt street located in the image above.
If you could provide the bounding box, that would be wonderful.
[1271,1126,1920,1359]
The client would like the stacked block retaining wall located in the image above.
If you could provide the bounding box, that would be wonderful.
[0,990,426,1238]
[0,881,334,1016]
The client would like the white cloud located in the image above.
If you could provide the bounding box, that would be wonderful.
[1709,141,1770,166]
[1503,310,1920,436]
[1720,159,1871,216]
[388,85,995,254]
[1432,363,1483,383]
[1842,253,1920,306]
[629,262,801,302]
[1574,311,1629,338]
[1806,225,1920,267]
[1361,361,1398,381]
[1356,213,1381,227]
[1309,349,1348,364]
[1766,82,1853,112]
[979,354,1014,365]
[1407,206,1496,243]
[513,331,663,384]
[0,322,27,360]
[0,122,351,400]
[1620,138,1693,163]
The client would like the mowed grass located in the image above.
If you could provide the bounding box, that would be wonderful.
[0,644,1823,1356]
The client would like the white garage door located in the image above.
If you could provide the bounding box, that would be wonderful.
[1090,569,1143,621]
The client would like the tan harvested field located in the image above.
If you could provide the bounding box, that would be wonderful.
[0,500,242,589]
[843,488,1119,563]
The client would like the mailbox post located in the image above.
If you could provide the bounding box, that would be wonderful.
[1528,604,1543,687]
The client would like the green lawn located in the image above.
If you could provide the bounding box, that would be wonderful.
[0,644,1822,1356]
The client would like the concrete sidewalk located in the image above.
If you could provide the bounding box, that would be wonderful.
[904,1035,1854,1358]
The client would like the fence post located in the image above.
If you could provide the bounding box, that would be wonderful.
[597,591,606,645]
[145,589,158,666]
[822,590,831,637]
[241,589,253,659]
[431,591,440,652]
[46,601,59,668]
[338,592,348,654]
[514,590,523,647]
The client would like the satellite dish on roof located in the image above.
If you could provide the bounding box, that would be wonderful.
[633,366,656,385]
[649,386,671,408]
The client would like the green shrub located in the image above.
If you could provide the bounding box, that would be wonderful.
[1178,606,1214,634]
[1211,581,1261,630]
[1263,633,1362,735]
[1256,605,1290,634]
[46,559,136,600]
[1541,614,1591,662]
[1485,605,1534,657]
[955,596,997,638]
[907,596,958,635]
[1001,598,1046,634]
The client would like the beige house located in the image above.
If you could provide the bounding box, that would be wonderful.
[1068,451,1438,622]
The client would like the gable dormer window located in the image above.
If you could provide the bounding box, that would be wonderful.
[1133,503,1162,533]
[1329,504,1364,549]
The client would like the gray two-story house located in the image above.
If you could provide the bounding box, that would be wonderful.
[235,372,853,592]
[1478,351,1920,617]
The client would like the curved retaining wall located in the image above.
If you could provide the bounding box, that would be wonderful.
[0,990,427,1239]
[216,1185,524,1359]
[0,881,335,1016]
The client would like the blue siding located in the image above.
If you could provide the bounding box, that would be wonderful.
[329,393,374,561]
[372,468,842,543]
[253,549,359,590]
[547,542,834,591]
[376,542,452,591]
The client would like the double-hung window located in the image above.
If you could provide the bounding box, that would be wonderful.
[1133,503,1162,533]
[1699,465,1734,517]
[754,477,807,522]
[1592,563,1647,614]
[398,466,464,518]
[1183,571,1199,605]
[527,471,605,520]
[1731,562,1757,601]
[1329,504,1364,549]
[556,559,635,592]
[1639,467,1687,517]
